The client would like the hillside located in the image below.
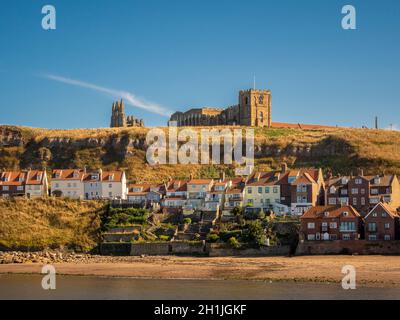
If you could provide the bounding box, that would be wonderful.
[0,197,106,251]
[1,125,400,182]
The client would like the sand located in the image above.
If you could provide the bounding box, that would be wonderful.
[1,255,400,287]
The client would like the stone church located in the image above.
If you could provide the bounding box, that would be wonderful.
[169,89,272,127]
[110,99,144,128]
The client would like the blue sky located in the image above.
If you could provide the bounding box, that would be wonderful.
[0,0,399,129]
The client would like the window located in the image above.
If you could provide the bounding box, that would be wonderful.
[297,184,307,193]
[3,186,9,191]
[361,188,365,194]
[330,222,337,229]
[17,186,23,191]
[341,189,348,195]
[384,235,391,241]
[351,188,359,194]
[258,187,262,194]
[109,192,112,197]
[355,178,362,185]
[307,234,315,241]
[328,198,337,205]
[372,212,378,217]
[307,223,315,229]
[273,187,278,193]
[109,184,112,188]
[248,187,252,194]
[368,235,377,241]
[368,223,377,232]
[342,234,351,241]
[330,234,338,240]
[384,223,390,229]
[361,197,365,205]
[265,187,270,193]
[371,188,378,195]
[340,222,356,232]
[370,198,379,204]
[352,198,357,206]
[382,212,387,217]
[67,183,71,188]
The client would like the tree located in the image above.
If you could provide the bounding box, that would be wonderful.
[242,220,266,248]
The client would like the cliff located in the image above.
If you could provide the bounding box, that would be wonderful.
[1,125,400,182]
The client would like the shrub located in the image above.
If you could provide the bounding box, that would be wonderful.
[159,235,170,241]
[228,237,240,249]
[242,220,266,248]
[219,230,242,242]
[206,233,219,243]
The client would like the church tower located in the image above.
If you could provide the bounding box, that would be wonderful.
[238,89,271,127]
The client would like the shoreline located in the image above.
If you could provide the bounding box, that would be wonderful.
[1,255,400,288]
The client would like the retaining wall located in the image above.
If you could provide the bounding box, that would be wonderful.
[297,240,400,255]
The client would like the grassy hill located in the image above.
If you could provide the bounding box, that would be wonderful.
[1,125,400,182]
[0,197,106,251]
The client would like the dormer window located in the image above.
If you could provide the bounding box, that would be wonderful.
[330,186,336,194]
[73,172,79,178]
[18,176,24,182]
[54,173,60,179]
[108,175,114,181]
[37,175,42,181]
[374,178,381,185]
[341,177,348,184]
[92,175,98,180]
[342,211,349,217]
[324,212,329,217]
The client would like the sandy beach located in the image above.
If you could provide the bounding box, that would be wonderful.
[1,255,400,287]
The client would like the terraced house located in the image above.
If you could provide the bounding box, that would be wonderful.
[326,171,400,216]
[300,205,362,241]
[51,169,127,200]
[0,170,48,198]
[244,171,283,213]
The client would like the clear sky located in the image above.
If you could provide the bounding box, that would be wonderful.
[1,0,399,129]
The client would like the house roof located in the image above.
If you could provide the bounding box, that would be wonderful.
[52,169,85,181]
[277,168,321,185]
[0,170,46,186]
[301,205,361,219]
[25,170,46,185]
[246,171,279,187]
[166,180,188,192]
[365,202,399,219]
[188,179,214,185]
[0,171,26,186]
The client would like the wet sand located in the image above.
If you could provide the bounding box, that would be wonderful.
[1,255,400,287]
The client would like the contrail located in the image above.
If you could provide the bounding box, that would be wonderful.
[43,74,173,117]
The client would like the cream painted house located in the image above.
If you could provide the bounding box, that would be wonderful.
[51,169,85,199]
[244,172,282,212]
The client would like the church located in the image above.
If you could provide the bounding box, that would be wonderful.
[110,99,144,128]
[169,89,272,127]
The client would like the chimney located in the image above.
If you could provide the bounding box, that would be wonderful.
[358,168,364,177]
[281,163,288,173]
[83,166,87,174]
[375,116,378,130]
[98,168,103,181]
[189,174,193,181]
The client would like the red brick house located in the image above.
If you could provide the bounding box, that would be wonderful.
[364,202,400,241]
[300,205,362,241]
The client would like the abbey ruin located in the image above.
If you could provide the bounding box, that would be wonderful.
[169,89,272,127]
[110,99,144,128]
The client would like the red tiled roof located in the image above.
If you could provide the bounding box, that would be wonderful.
[302,205,360,219]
